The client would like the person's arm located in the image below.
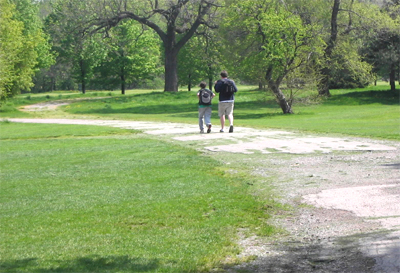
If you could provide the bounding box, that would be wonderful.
[214,80,222,93]
[231,80,238,92]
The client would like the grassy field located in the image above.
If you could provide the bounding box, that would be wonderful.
[0,83,398,272]
[1,83,398,139]
[0,122,276,272]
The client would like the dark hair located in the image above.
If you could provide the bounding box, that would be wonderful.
[220,70,228,78]
[199,81,207,88]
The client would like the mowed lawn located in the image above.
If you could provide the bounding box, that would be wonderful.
[3,84,396,140]
[0,122,273,273]
[0,83,398,272]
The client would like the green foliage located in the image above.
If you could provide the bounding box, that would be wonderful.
[4,0,398,96]
[329,40,374,88]
[226,0,325,83]
[92,21,162,92]
[11,0,54,69]
[326,1,400,89]
[361,9,400,84]
[178,30,222,90]
[45,0,104,93]
[0,0,39,100]
[0,0,54,101]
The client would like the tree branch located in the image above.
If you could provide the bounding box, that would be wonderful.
[175,0,219,50]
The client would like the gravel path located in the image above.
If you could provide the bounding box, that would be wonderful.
[7,111,400,272]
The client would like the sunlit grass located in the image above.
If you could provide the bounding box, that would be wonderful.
[0,122,275,272]
[1,83,398,139]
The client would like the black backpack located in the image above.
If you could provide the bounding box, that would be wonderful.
[199,89,212,105]
[222,79,235,94]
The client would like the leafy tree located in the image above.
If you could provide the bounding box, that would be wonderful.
[93,20,162,94]
[328,39,373,89]
[364,0,400,91]
[46,0,107,94]
[178,29,221,91]
[316,0,395,95]
[12,0,55,77]
[363,28,400,92]
[0,0,51,100]
[224,0,324,114]
[178,37,208,91]
[77,0,222,92]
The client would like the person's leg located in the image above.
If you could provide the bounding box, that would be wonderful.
[204,107,212,133]
[204,107,212,125]
[228,114,233,126]
[218,102,227,132]
[198,108,206,132]
[218,102,224,132]
[227,102,234,133]
[220,115,225,132]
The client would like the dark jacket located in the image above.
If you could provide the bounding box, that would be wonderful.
[214,78,238,102]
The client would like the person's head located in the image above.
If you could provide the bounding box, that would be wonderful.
[220,70,228,78]
[199,81,207,89]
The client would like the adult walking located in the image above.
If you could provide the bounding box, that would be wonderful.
[214,70,238,133]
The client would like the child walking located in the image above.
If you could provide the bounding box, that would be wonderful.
[197,81,215,133]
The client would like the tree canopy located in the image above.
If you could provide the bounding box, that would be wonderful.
[0,0,53,101]
[1,0,399,106]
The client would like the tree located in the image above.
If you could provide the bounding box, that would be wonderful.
[46,0,107,94]
[316,0,396,95]
[0,0,53,101]
[93,20,162,94]
[178,37,208,91]
[317,0,340,96]
[224,0,324,114]
[178,29,221,91]
[81,0,222,92]
[363,28,400,92]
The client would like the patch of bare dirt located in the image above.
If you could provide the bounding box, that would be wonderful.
[227,149,400,273]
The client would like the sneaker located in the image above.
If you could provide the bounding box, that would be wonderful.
[207,124,212,133]
[220,129,224,133]
[200,129,204,134]
[229,125,234,133]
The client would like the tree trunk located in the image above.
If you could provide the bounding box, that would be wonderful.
[188,73,191,91]
[81,80,86,94]
[266,68,293,114]
[269,84,293,114]
[208,64,213,90]
[318,0,340,97]
[318,67,331,96]
[390,63,396,92]
[121,70,126,95]
[79,59,86,94]
[259,82,263,90]
[164,41,178,92]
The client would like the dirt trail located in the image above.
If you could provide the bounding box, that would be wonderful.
[6,102,400,272]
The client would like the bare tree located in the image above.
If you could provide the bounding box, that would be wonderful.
[86,0,221,91]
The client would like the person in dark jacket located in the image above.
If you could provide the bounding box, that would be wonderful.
[214,70,238,133]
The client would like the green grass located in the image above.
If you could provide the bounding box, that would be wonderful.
[0,84,398,139]
[0,122,274,273]
[18,84,395,140]
[0,122,137,140]
[0,83,397,272]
